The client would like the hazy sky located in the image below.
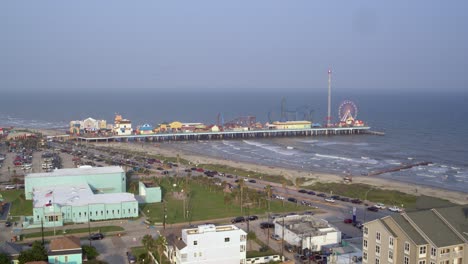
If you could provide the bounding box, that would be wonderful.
[1,1,467,93]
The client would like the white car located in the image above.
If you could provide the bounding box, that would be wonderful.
[271,234,281,241]
[374,203,386,209]
[388,206,402,212]
[325,198,335,203]
[5,185,15,190]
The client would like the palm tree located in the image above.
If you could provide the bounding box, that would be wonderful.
[155,235,168,264]
[141,234,154,262]
[265,185,272,210]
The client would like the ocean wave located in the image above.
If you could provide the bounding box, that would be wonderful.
[242,140,295,156]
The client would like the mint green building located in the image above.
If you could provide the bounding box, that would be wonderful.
[139,181,162,203]
[24,166,138,228]
[48,236,83,264]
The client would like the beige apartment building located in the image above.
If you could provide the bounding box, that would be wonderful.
[363,206,467,264]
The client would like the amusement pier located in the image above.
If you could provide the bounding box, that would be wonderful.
[75,126,372,143]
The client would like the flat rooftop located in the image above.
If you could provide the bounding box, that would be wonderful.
[26,166,124,179]
[142,182,158,188]
[33,183,136,208]
[276,215,336,236]
[185,224,240,235]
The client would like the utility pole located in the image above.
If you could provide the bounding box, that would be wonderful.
[41,219,45,245]
[88,214,92,246]
[327,68,332,127]
[163,200,167,230]
[281,217,285,259]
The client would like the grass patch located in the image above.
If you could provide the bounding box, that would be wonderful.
[302,182,455,210]
[140,177,311,224]
[246,237,277,258]
[0,190,33,216]
[198,164,293,186]
[23,225,124,239]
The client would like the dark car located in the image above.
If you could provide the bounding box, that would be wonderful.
[317,193,326,197]
[298,189,307,193]
[367,206,379,212]
[248,179,256,183]
[331,195,340,200]
[287,197,298,203]
[5,221,12,227]
[231,216,245,223]
[307,191,316,195]
[127,252,136,263]
[351,199,363,204]
[89,233,104,240]
[340,197,350,202]
[248,215,258,221]
[226,174,233,178]
[343,218,353,224]
[260,222,275,229]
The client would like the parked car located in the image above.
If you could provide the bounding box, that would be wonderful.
[367,206,379,212]
[317,193,326,197]
[325,198,335,203]
[343,218,353,224]
[127,252,136,264]
[307,191,316,195]
[5,221,12,227]
[260,222,275,229]
[247,215,258,221]
[231,216,245,223]
[89,233,104,240]
[271,234,281,241]
[388,206,403,212]
[374,203,386,209]
[5,185,15,190]
[284,244,294,253]
[351,199,363,204]
[340,197,350,202]
[248,179,256,183]
[287,197,298,203]
[298,189,307,193]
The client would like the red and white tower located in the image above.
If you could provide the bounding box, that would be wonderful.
[327,68,332,127]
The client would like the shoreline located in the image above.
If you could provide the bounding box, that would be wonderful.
[103,141,468,205]
[34,129,468,204]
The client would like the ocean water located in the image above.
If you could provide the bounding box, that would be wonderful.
[1,91,467,193]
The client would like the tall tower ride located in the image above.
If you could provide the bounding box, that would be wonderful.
[327,68,332,127]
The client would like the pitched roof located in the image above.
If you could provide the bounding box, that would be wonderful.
[379,218,397,238]
[433,205,468,241]
[390,214,428,245]
[49,236,81,251]
[405,209,465,247]
[0,241,23,256]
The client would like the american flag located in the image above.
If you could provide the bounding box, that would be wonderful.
[45,190,53,197]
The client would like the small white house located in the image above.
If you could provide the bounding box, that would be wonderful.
[274,215,341,252]
[165,224,247,264]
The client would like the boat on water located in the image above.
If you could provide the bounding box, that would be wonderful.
[286,146,294,150]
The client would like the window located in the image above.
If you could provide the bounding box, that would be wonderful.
[65,256,68,263]
[240,245,246,252]
[240,234,246,241]
[440,248,450,254]
[376,232,381,241]
[54,257,58,263]
[418,261,426,264]
[389,250,393,260]
[112,210,114,214]
[134,208,136,213]
[90,212,92,216]
[375,258,380,264]
[420,246,427,255]
[193,240,198,245]
[84,212,87,217]
[431,247,436,257]
[193,253,196,257]
[225,237,230,242]
[389,236,394,247]
[363,239,368,249]
[404,256,409,264]
[363,252,367,260]
[79,212,82,217]
[117,210,120,214]
[107,210,109,215]
[376,245,380,255]
[405,242,410,253]
[128,209,131,213]
[199,252,202,257]
[96,211,98,216]
[364,227,368,235]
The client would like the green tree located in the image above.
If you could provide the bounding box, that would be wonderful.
[18,241,47,264]
[82,245,99,260]
[142,234,155,262]
[0,253,10,264]
[155,235,168,264]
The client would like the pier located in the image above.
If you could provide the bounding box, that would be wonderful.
[368,161,433,176]
[75,126,372,143]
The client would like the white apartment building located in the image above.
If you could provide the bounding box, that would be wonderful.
[165,224,247,264]
[274,215,341,252]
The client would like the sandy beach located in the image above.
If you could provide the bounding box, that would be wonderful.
[97,141,468,205]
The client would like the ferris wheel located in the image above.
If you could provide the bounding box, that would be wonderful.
[338,100,358,122]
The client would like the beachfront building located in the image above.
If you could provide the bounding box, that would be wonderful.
[69,118,107,134]
[113,114,132,136]
[164,224,247,264]
[270,121,312,130]
[136,124,154,135]
[138,181,162,203]
[274,215,341,252]
[362,205,468,264]
[48,236,83,264]
[24,166,138,228]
